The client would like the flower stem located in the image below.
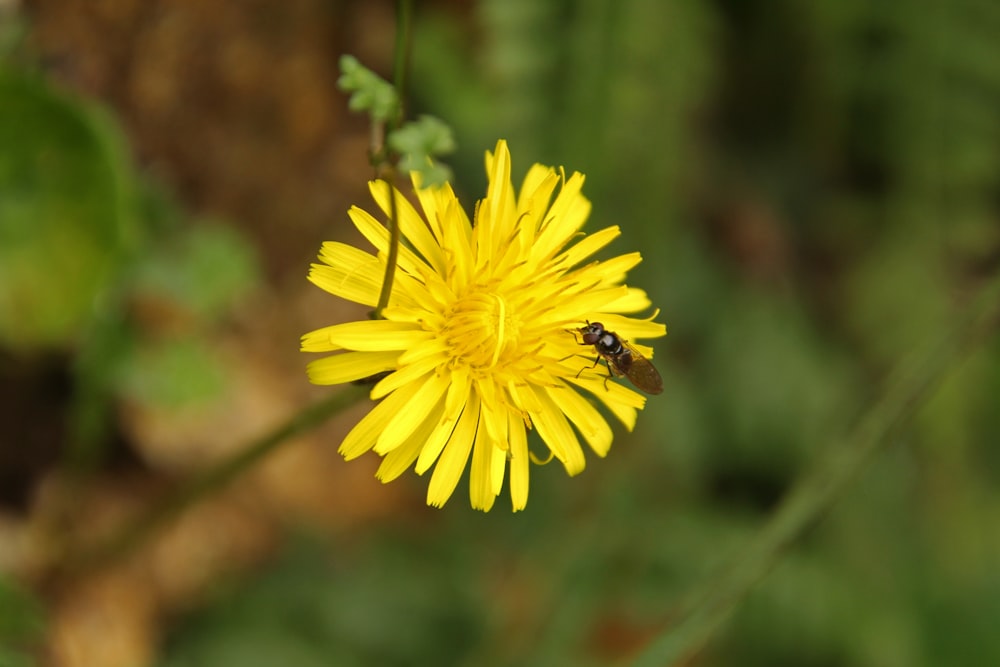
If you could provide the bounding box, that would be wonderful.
[374,178,402,319]
[62,385,367,577]
[628,272,1000,667]
[392,0,412,119]
[372,0,412,319]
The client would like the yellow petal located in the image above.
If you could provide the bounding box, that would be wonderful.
[469,415,497,511]
[415,369,470,474]
[309,254,425,315]
[370,347,448,400]
[306,350,399,385]
[376,397,445,482]
[531,172,591,262]
[490,440,506,497]
[413,178,471,244]
[426,390,481,507]
[481,139,516,261]
[517,164,558,220]
[590,252,642,283]
[516,167,558,255]
[441,200,475,285]
[599,287,653,314]
[546,384,614,457]
[308,253,380,307]
[525,384,586,475]
[508,410,529,511]
[301,326,340,353]
[543,286,630,323]
[567,375,644,431]
[338,379,425,459]
[369,180,446,275]
[397,337,450,366]
[507,380,540,413]
[374,371,450,454]
[556,225,621,269]
[348,206,438,279]
[479,397,509,450]
[302,320,431,353]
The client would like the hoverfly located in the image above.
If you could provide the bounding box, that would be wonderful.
[576,321,663,395]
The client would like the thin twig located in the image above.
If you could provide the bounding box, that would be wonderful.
[64,386,367,576]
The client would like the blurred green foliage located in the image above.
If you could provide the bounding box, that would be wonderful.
[132,224,260,324]
[159,536,485,667]
[389,114,456,187]
[0,71,130,350]
[0,578,43,667]
[338,54,401,124]
[0,66,261,464]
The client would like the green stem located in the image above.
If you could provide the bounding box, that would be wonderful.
[393,0,412,123]
[373,176,402,319]
[372,0,412,319]
[628,273,1000,667]
[65,385,367,576]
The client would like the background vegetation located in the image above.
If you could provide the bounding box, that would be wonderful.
[2,0,999,665]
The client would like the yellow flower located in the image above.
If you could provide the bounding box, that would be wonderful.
[302,140,666,511]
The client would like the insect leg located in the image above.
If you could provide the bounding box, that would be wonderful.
[602,362,613,391]
[575,355,602,379]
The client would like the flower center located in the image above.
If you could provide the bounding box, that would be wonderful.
[443,291,521,371]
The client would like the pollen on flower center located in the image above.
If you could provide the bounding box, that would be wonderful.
[442,290,522,370]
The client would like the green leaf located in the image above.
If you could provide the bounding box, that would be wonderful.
[0,70,133,350]
[337,54,399,123]
[114,337,227,409]
[133,223,260,321]
[389,115,456,157]
[389,116,456,187]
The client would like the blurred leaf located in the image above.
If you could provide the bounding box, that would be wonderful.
[337,54,400,124]
[133,223,259,322]
[390,115,456,158]
[114,337,227,409]
[389,115,456,187]
[0,70,132,350]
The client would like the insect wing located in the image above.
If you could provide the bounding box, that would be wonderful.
[619,341,663,394]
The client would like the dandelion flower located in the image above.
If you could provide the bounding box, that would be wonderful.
[302,140,666,511]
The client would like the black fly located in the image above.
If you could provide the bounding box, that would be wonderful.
[577,321,663,395]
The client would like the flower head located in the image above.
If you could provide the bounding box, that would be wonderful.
[302,140,666,511]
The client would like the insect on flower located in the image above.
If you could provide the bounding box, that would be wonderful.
[577,321,663,395]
